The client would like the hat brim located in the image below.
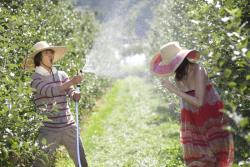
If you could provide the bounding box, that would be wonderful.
[23,46,67,70]
[150,50,200,77]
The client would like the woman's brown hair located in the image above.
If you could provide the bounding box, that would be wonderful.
[175,58,192,81]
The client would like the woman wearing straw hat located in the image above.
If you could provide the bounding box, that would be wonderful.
[150,42,234,167]
[24,41,88,167]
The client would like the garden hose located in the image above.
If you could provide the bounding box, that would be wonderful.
[75,84,82,167]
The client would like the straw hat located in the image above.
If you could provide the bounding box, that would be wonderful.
[150,42,200,77]
[23,41,67,69]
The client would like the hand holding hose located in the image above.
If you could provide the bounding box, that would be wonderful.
[71,75,82,85]
[59,75,82,93]
[72,92,81,102]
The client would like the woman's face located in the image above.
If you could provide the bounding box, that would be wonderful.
[41,49,54,67]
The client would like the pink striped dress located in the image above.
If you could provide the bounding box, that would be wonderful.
[180,84,234,167]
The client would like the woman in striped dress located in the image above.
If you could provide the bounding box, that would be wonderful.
[150,42,234,167]
[24,41,88,167]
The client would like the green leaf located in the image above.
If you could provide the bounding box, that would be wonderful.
[224,69,232,78]
[41,138,47,145]
[228,82,237,88]
[247,51,250,59]
[239,118,249,128]
[246,75,250,80]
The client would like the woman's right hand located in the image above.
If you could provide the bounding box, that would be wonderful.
[71,75,82,85]
[161,79,178,93]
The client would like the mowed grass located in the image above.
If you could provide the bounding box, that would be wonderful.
[56,77,184,167]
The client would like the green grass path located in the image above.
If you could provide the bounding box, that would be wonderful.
[56,77,184,167]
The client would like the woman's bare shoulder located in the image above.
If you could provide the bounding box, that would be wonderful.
[193,64,209,83]
[193,64,207,76]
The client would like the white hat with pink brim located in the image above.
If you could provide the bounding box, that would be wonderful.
[150,42,200,77]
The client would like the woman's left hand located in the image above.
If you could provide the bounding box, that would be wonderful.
[161,79,177,93]
[73,92,81,102]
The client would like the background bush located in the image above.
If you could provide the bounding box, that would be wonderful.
[0,0,110,166]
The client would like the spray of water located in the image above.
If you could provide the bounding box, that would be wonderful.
[79,0,158,78]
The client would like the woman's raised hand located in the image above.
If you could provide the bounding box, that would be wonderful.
[161,79,177,93]
[71,75,82,85]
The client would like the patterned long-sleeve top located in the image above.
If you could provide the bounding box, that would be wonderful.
[31,66,75,128]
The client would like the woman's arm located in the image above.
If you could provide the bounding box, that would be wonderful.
[31,75,82,97]
[162,66,207,108]
[60,75,81,92]
[62,74,83,102]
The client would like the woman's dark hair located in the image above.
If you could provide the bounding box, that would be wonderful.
[33,49,55,67]
[34,52,42,67]
[175,58,191,81]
